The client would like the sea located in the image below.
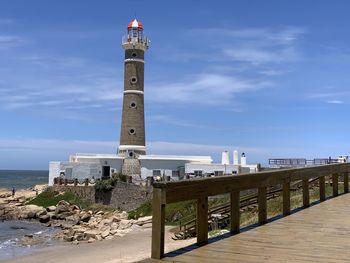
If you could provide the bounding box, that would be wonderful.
[0,170,57,261]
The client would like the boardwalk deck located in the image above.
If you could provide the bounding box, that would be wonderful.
[154,193,350,262]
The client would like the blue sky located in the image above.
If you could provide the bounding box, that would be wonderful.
[1,0,350,169]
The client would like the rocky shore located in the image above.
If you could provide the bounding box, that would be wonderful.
[0,188,152,245]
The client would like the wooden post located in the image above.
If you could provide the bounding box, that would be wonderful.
[258,187,267,224]
[151,188,165,259]
[344,172,349,194]
[230,191,240,234]
[332,174,338,197]
[282,182,290,216]
[319,176,326,201]
[196,196,208,245]
[302,179,309,207]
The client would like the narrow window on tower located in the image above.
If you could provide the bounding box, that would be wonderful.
[129,128,135,135]
[129,101,137,108]
[130,76,137,84]
[131,52,137,58]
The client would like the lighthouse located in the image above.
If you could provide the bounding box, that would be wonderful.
[118,19,150,159]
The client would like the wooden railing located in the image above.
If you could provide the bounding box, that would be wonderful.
[151,163,350,259]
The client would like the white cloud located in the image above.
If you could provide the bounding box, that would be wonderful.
[223,46,297,65]
[147,73,272,106]
[326,100,344,104]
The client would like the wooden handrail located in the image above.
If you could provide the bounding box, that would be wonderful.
[151,163,350,259]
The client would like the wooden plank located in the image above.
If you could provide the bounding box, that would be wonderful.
[302,179,309,207]
[332,174,338,197]
[319,176,326,201]
[154,163,350,204]
[161,194,350,263]
[282,182,290,216]
[151,188,165,259]
[258,187,267,224]
[344,172,349,193]
[196,196,208,245]
[230,191,240,234]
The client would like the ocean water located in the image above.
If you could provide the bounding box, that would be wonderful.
[0,170,53,260]
[0,170,48,189]
[0,220,57,260]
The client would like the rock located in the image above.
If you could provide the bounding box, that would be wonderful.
[36,210,47,217]
[72,240,79,245]
[55,211,74,220]
[46,206,56,212]
[64,236,74,242]
[87,238,95,243]
[73,233,84,241]
[96,211,104,216]
[27,211,36,219]
[25,234,33,238]
[80,213,91,223]
[24,205,45,219]
[61,222,75,230]
[120,211,128,220]
[136,216,152,225]
[55,200,70,214]
[101,230,110,239]
[65,214,80,225]
[105,235,113,240]
[39,214,50,223]
[84,230,99,239]
[119,219,131,230]
[71,205,80,211]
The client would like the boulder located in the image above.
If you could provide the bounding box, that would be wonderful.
[64,236,74,242]
[101,230,110,239]
[65,214,80,225]
[24,205,45,218]
[36,210,47,217]
[55,200,71,214]
[84,230,99,239]
[87,238,95,243]
[46,206,56,212]
[73,233,84,241]
[72,240,79,245]
[119,219,131,230]
[80,213,91,223]
[120,211,128,220]
[39,215,50,223]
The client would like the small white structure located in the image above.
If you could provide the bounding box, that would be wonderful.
[221,151,230,165]
[233,150,239,165]
[49,153,124,186]
[49,150,260,185]
[139,155,213,180]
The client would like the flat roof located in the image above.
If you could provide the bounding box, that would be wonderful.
[138,154,213,162]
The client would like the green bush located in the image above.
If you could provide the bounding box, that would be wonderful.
[95,173,128,192]
[95,179,114,192]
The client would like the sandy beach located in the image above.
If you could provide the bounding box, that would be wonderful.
[1,226,195,263]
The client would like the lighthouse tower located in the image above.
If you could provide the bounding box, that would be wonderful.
[118,19,150,159]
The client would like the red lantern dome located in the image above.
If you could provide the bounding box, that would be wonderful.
[127,19,143,30]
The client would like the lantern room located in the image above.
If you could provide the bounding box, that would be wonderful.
[122,19,150,50]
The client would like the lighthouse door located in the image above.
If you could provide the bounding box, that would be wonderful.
[102,166,110,179]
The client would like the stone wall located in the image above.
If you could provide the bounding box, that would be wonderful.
[54,183,152,212]
[53,185,95,204]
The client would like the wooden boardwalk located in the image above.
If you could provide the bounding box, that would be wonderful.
[157,194,350,262]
